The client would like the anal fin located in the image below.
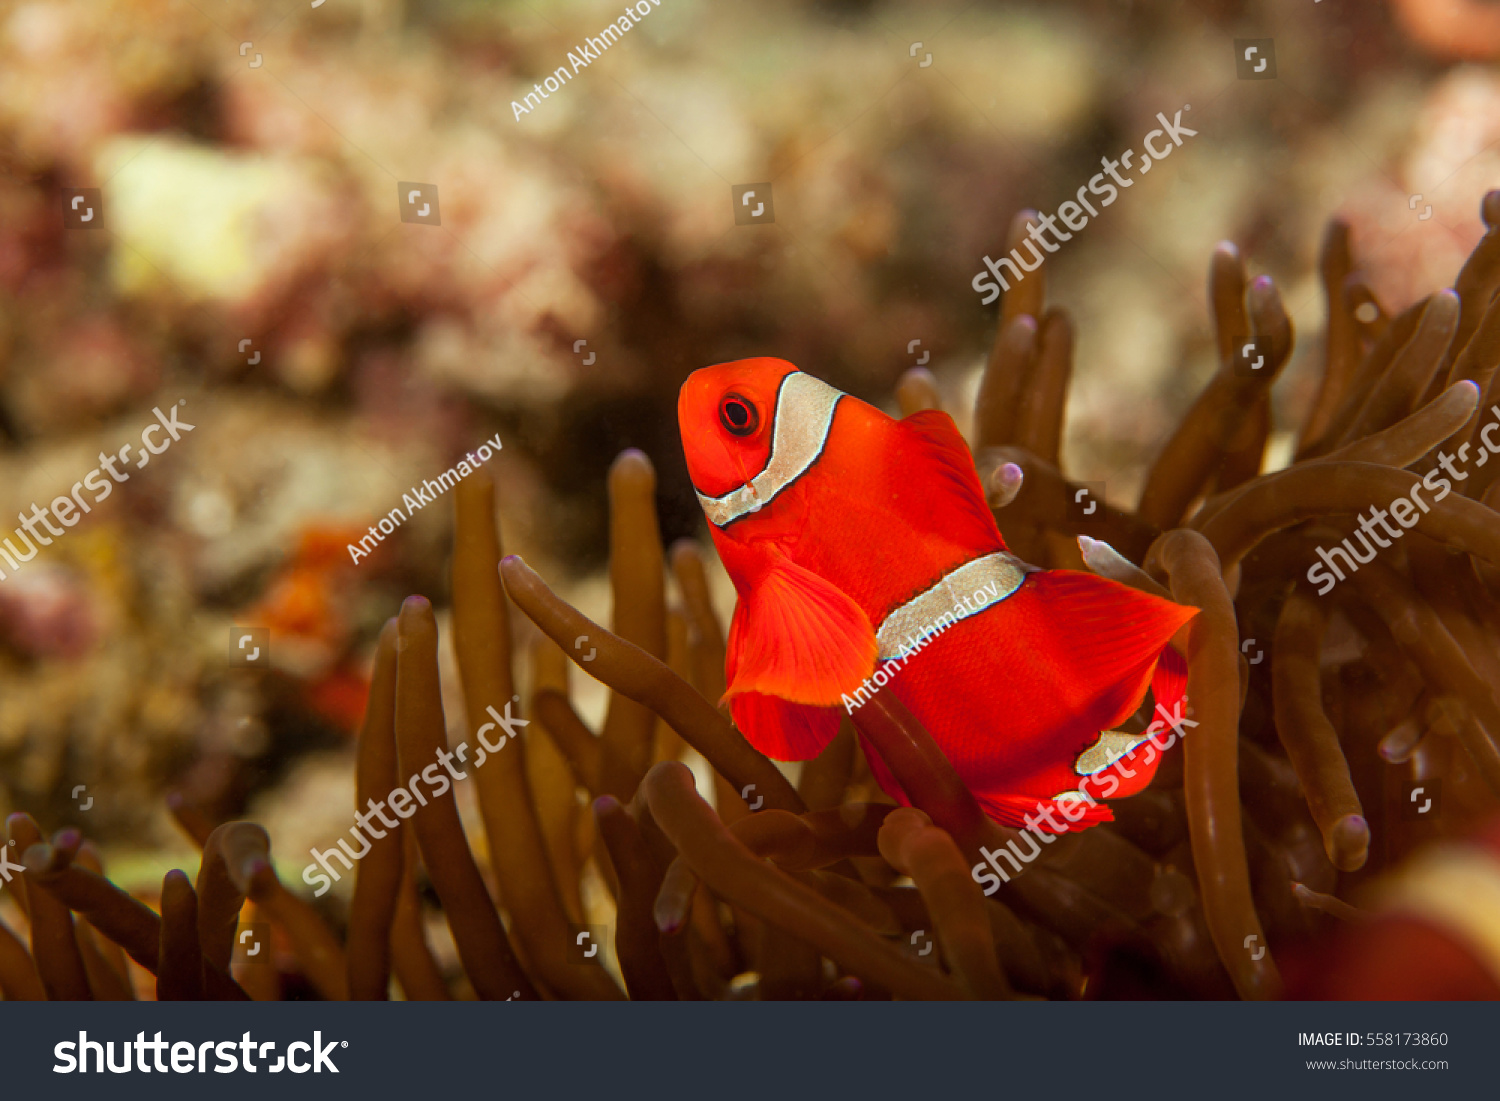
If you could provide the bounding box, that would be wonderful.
[977,792,1114,832]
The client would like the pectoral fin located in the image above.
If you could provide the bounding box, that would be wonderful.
[720,553,873,761]
[729,693,843,761]
[723,553,877,707]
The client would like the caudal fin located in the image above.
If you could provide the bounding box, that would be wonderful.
[1017,569,1197,745]
[1152,641,1188,717]
[1074,643,1191,803]
[968,572,1194,822]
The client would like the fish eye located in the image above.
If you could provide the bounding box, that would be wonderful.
[719,393,759,437]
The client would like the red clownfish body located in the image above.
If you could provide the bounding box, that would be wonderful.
[678,357,1196,831]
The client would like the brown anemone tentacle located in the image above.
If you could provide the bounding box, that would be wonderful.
[799,723,858,810]
[17,837,246,1000]
[1326,379,1480,468]
[654,856,702,937]
[999,209,1047,329]
[452,474,622,1000]
[165,792,215,848]
[977,446,1159,563]
[533,689,603,795]
[1149,530,1281,1000]
[1077,534,1172,598]
[975,314,1039,450]
[1319,294,1432,453]
[1191,381,1481,535]
[13,821,90,1002]
[347,619,403,1000]
[1291,882,1365,922]
[501,556,805,814]
[157,870,203,1001]
[1271,585,1368,871]
[1462,321,1500,500]
[601,450,669,800]
[16,836,155,973]
[877,808,1013,999]
[594,795,677,1000]
[217,822,350,1001]
[0,913,42,1001]
[1445,288,1500,405]
[897,367,943,417]
[1298,218,1360,454]
[71,843,134,1001]
[1011,309,1073,467]
[528,636,588,924]
[847,691,1010,861]
[1346,561,1500,795]
[1214,396,1271,497]
[195,823,252,976]
[1341,290,1459,444]
[1138,249,1291,529]
[1447,194,1500,374]
[670,539,729,705]
[643,760,966,1000]
[1198,461,1500,574]
[395,597,537,1001]
[390,830,450,1001]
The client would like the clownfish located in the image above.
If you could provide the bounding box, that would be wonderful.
[678,358,1196,831]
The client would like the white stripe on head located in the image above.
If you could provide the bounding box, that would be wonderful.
[696,371,843,528]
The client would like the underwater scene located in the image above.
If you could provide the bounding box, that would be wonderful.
[2,0,1499,1064]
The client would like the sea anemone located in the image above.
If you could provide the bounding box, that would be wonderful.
[5,197,1500,1001]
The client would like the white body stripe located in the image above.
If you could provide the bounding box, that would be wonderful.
[695,371,842,528]
[874,551,1029,660]
[1072,730,1154,776]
